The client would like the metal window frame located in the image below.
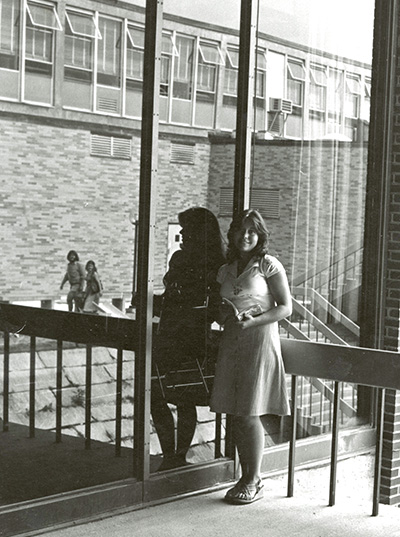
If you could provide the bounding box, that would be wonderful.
[310,63,328,86]
[161,32,178,57]
[0,0,20,56]
[65,8,101,40]
[127,24,145,49]
[25,0,62,31]
[287,57,306,81]
[226,46,239,69]
[198,40,224,66]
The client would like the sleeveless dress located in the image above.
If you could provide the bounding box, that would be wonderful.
[209,254,290,417]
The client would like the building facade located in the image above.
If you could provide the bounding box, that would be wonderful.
[0,0,371,303]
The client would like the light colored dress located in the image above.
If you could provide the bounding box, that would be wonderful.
[83,272,102,313]
[210,254,291,417]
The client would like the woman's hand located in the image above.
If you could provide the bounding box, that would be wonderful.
[237,313,256,330]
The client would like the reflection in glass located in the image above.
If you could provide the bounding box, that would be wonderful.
[0,0,376,503]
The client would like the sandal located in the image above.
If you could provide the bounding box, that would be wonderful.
[225,478,245,500]
[225,479,264,505]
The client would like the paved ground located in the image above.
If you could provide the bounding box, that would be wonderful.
[34,454,400,537]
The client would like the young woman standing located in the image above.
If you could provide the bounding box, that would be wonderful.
[210,209,292,504]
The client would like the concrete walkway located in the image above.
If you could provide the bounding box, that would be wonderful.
[34,455,400,537]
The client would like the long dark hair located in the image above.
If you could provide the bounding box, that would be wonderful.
[67,250,79,262]
[178,207,225,267]
[85,260,97,272]
[226,209,270,263]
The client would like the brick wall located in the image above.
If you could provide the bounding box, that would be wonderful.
[208,136,367,299]
[1,114,368,306]
[380,5,400,505]
[0,116,211,301]
[381,390,400,505]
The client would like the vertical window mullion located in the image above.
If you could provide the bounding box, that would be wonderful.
[192,36,199,125]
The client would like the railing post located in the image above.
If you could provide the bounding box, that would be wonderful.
[288,375,298,497]
[29,336,36,438]
[372,387,385,516]
[215,414,222,459]
[115,348,123,457]
[3,331,10,432]
[85,344,92,450]
[56,340,63,443]
[329,381,340,506]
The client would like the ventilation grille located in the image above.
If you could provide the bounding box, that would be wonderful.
[219,188,280,219]
[170,142,195,164]
[97,97,119,113]
[91,134,132,159]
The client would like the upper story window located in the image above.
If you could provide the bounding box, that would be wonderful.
[224,46,239,97]
[255,49,266,103]
[173,35,194,100]
[345,73,361,119]
[65,9,99,78]
[160,32,177,96]
[327,68,343,124]
[0,0,20,70]
[286,58,306,137]
[26,0,61,67]
[126,24,144,83]
[24,0,61,105]
[197,40,224,93]
[97,16,122,88]
[309,63,327,112]
[362,76,371,121]
[287,58,306,107]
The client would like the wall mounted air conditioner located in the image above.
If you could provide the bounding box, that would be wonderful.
[269,98,293,114]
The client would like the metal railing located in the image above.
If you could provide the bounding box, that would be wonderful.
[0,302,398,534]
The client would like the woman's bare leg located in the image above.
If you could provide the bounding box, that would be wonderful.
[234,415,265,484]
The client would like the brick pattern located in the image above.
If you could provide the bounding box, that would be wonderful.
[380,8,400,504]
[0,116,211,301]
[208,137,367,291]
[381,390,400,504]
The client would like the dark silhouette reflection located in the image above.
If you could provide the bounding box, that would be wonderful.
[152,207,225,470]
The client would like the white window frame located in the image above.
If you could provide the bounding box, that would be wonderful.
[25,0,62,31]
[65,9,101,40]
[161,32,178,57]
[224,45,239,97]
[126,23,145,81]
[255,48,267,99]
[345,72,361,119]
[0,0,20,57]
[127,24,144,50]
[226,46,239,69]
[198,40,224,66]
[309,63,327,113]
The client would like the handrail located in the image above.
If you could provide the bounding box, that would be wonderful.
[292,240,363,287]
[293,287,360,337]
[281,339,400,390]
[291,298,349,345]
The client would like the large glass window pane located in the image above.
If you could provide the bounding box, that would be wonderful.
[0,0,378,514]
